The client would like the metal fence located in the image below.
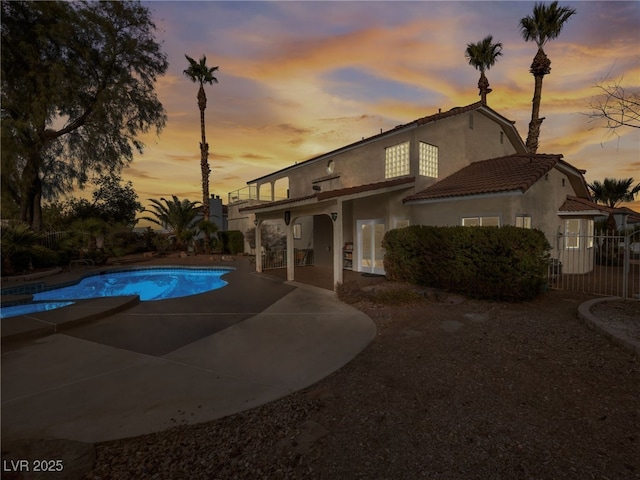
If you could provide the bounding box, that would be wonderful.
[261,248,314,270]
[547,229,640,299]
[41,230,89,249]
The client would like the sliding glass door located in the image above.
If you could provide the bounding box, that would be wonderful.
[357,219,386,275]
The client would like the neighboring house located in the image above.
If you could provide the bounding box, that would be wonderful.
[226,101,605,288]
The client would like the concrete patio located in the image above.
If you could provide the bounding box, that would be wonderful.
[1,256,376,444]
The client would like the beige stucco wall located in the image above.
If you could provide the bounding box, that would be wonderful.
[252,110,520,200]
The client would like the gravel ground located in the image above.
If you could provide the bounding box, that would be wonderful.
[81,289,640,480]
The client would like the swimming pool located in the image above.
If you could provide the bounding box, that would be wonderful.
[33,267,233,302]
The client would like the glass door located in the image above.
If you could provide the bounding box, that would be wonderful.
[357,219,386,275]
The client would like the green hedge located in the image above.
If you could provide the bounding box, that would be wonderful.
[219,230,244,255]
[382,225,551,301]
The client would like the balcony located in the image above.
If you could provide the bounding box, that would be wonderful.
[228,185,287,204]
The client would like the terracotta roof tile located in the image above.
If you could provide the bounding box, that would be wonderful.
[558,196,604,213]
[239,194,317,212]
[317,176,415,200]
[559,196,640,222]
[240,177,415,212]
[404,154,561,203]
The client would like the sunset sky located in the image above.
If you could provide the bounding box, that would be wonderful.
[119,1,640,216]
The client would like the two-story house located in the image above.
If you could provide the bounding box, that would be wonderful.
[227,101,598,289]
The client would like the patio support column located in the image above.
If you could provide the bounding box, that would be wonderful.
[255,219,262,273]
[332,201,343,290]
[286,219,295,282]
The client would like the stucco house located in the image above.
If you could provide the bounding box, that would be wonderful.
[227,101,599,289]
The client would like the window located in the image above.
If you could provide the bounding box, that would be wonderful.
[326,160,335,174]
[419,142,438,178]
[516,215,532,229]
[462,216,500,227]
[385,142,410,179]
[565,219,580,249]
[293,223,302,240]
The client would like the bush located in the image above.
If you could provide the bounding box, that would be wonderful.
[383,225,551,301]
[1,222,58,274]
[219,230,244,255]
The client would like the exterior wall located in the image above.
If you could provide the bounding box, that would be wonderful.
[253,110,520,200]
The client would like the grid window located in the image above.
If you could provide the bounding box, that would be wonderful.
[385,142,410,179]
[419,142,438,178]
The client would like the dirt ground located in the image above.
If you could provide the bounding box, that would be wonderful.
[82,287,640,480]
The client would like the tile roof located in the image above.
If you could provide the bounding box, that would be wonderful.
[559,196,640,222]
[404,154,562,203]
[240,177,415,212]
[317,176,415,201]
[558,196,605,214]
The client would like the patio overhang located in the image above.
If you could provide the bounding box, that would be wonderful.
[243,176,415,290]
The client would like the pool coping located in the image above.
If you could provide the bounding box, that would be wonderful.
[1,296,140,345]
[1,266,236,345]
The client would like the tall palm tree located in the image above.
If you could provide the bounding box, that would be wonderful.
[588,178,640,209]
[141,195,201,250]
[465,35,503,105]
[519,1,576,153]
[183,54,219,251]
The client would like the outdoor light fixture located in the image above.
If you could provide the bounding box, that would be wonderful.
[284,211,291,225]
[254,219,258,226]
[331,212,338,221]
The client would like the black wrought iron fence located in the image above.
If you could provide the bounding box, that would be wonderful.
[547,229,640,299]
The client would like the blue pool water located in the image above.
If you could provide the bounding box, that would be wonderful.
[1,301,75,319]
[33,267,232,302]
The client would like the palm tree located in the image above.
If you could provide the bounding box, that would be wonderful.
[465,35,503,105]
[183,54,219,252]
[588,178,640,209]
[519,1,576,153]
[141,195,201,250]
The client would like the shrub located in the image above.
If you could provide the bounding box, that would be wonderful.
[219,230,244,255]
[1,222,57,274]
[383,225,550,301]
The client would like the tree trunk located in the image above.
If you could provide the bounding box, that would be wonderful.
[198,84,211,253]
[478,71,492,105]
[525,48,551,154]
[19,152,44,230]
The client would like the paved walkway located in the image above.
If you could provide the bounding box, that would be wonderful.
[1,257,376,444]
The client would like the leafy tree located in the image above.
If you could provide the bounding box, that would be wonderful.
[519,1,576,153]
[140,196,201,250]
[42,175,142,229]
[245,224,286,251]
[588,178,640,209]
[183,54,219,252]
[588,76,640,135]
[465,35,503,105]
[1,1,167,230]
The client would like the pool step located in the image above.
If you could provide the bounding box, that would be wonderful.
[1,296,140,345]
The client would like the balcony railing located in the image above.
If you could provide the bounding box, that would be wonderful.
[228,185,288,204]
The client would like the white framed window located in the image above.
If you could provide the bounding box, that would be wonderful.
[462,216,500,227]
[419,142,438,178]
[516,215,532,229]
[586,219,594,248]
[385,142,410,179]
[565,219,581,249]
